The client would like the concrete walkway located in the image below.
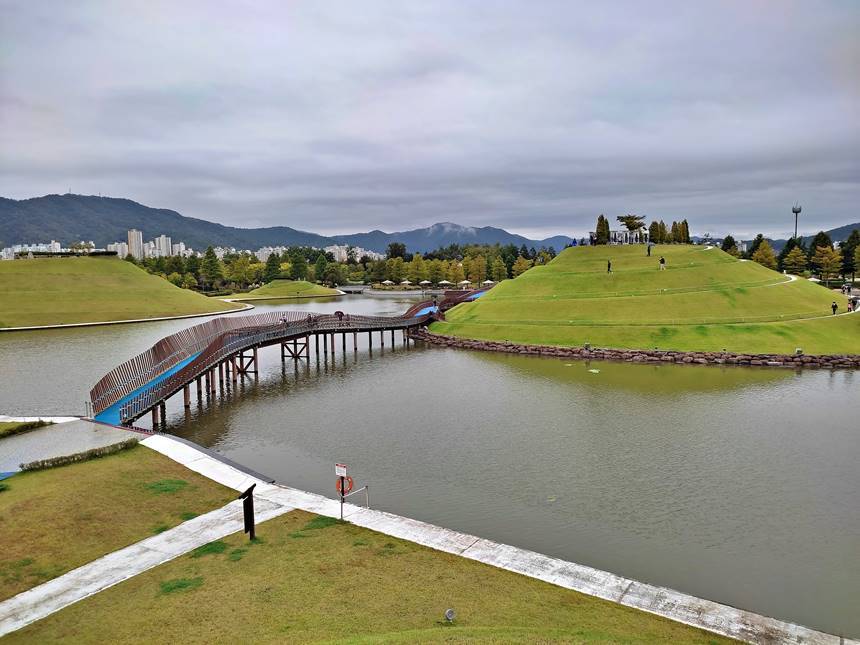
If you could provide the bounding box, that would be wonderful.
[0,302,254,333]
[0,418,137,473]
[0,496,292,637]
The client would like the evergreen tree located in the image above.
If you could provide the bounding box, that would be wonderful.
[595,214,610,245]
[616,214,646,232]
[185,254,201,279]
[386,242,406,259]
[263,252,282,283]
[776,237,803,271]
[751,239,777,270]
[314,254,328,282]
[681,219,691,243]
[670,221,680,243]
[289,252,307,280]
[658,220,668,244]
[200,246,223,289]
[782,247,808,275]
[720,235,738,255]
[746,234,764,259]
[648,221,660,244]
[806,231,833,261]
[839,229,860,279]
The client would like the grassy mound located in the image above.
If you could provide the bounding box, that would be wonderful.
[433,245,860,354]
[0,257,243,328]
[237,279,340,300]
[6,509,730,644]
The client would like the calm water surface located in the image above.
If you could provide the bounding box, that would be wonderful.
[1,294,858,637]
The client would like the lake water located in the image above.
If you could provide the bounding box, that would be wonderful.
[1,294,858,637]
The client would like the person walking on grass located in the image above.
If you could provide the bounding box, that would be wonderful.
[659,256,666,271]
[607,259,612,274]
[647,243,651,257]
[831,301,838,315]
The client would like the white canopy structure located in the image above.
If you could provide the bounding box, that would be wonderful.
[458,280,471,285]
[400,280,411,285]
[381,280,394,285]
[438,280,453,285]
[419,280,431,285]
[482,279,495,285]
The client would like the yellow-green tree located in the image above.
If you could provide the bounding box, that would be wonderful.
[491,257,507,282]
[407,254,427,283]
[448,261,465,284]
[428,259,445,284]
[782,247,808,275]
[812,245,842,283]
[512,255,533,277]
[466,255,487,284]
[751,240,777,270]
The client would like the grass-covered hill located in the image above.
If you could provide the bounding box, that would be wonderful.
[433,245,860,355]
[236,280,341,300]
[0,257,243,328]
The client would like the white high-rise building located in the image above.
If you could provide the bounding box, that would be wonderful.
[127,229,144,260]
[155,235,172,257]
[171,242,186,256]
[108,241,129,257]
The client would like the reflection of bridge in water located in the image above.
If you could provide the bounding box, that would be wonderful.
[90,290,488,427]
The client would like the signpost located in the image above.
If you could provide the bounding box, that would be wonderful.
[335,463,353,520]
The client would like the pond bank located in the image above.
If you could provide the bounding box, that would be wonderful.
[410,328,860,369]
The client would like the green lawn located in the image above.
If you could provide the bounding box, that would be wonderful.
[235,279,341,300]
[0,445,234,601]
[434,245,860,354]
[6,510,734,644]
[0,257,243,328]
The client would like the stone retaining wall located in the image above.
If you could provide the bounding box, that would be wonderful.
[409,329,860,369]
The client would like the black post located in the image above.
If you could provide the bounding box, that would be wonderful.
[339,476,345,520]
[238,483,256,541]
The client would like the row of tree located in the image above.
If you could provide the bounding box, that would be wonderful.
[592,214,691,244]
[128,241,555,291]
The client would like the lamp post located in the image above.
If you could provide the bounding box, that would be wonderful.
[792,203,802,240]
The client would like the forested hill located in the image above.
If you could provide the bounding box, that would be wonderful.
[0,194,332,250]
[0,194,573,253]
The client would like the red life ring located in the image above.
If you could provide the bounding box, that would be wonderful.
[336,476,354,494]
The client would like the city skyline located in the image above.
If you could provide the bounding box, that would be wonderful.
[2,2,858,239]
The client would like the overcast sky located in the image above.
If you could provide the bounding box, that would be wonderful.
[1,1,858,239]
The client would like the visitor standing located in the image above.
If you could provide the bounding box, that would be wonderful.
[659,256,666,271]
[647,243,651,257]
[607,259,612,274]
[831,301,838,315]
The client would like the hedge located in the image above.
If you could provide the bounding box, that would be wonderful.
[19,438,140,471]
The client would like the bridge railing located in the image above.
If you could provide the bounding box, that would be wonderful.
[100,310,433,422]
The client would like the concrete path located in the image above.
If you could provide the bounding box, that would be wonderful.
[0,496,292,637]
[0,419,137,473]
[138,434,849,645]
[0,302,254,333]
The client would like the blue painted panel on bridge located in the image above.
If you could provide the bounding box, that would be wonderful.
[413,305,438,317]
[466,291,487,301]
[94,352,202,426]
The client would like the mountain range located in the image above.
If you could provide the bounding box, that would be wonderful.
[0,194,573,254]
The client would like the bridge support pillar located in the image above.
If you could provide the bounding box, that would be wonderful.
[353,332,358,351]
[368,331,372,348]
[218,362,225,393]
[159,402,166,426]
[253,347,258,372]
[331,333,335,359]
[380,330,385,347]
[391,329,395,345]
[306,336,310,359]
[183,385,190,408]
[342,333,346,353]
[231,355,238,383]
[151,406,159,428]
[210,368,217,395]
[197,376,203,400]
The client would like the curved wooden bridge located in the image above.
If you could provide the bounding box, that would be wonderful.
[89,290,487,427]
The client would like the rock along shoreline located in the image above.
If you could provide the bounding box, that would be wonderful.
[409,329,860,370]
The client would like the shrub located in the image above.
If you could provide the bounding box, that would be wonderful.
[19,438,139,471]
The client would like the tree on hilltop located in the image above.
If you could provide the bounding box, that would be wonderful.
[812,245,842,283]
[782,247,808,275]
[512,256,533,277]
[386,242,406,259]
[777,237,804,272]
[751,240,777,270]
[681,219,691,243]
[594,214,610,245]
[806,231,833,261]
[617,214,646,233]
[746,234,764,259]
[720,235,739,256]
[314,254,328,283]
[263,252,282,283]
[839,229,859,280]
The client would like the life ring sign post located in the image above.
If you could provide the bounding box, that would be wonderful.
[335,463,354,520]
